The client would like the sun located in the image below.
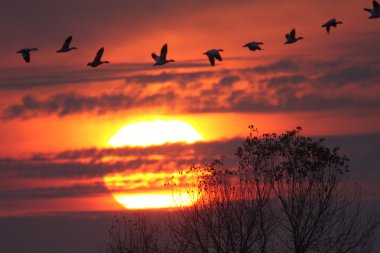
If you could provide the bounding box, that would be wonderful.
[113,193,197,209]
[104,119,203,210]
[104,172,201,210]
[107,119,203,147]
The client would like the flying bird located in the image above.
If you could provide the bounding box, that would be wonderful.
[364,1,380,19]
[284,29,303,44]
[152,44,175,66]
[203,49,224,66]
[87,47,109,67]
[322,18,343,34]
[57,36,77,53]
[16,48,38,63]
[243,41,264,51]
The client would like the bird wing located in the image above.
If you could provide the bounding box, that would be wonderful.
[374,1,380,11]
[22,51,30,63]
[326,26,331,34]
[215,52,222,62]
[62,36,72,49]
[160,44,168,60]
[94,47,104,62]
[207,55,215,66]
[290,29,296,39]
[285,33,290,40]
[151,53,159,61]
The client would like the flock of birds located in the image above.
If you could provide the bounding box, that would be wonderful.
[16,1,380,67]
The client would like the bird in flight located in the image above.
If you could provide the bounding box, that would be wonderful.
[284,28,303,44]
[243,41,264,51]
[87,47,109,67]
[17,48,38,63]
[322,18,343,34]
[204,49,224,66]
[152,44,175,66]
[364,1,380,19]
[57,36,77,53]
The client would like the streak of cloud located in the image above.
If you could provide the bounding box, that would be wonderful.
[0,134,379,201]
[0,182,107,200]
[1,57,380,119]
[0,139,242,179]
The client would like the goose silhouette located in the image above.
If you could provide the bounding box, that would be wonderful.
[322,18,343,34]
[204,49,224,66]
[285,29,303,44]
[57,36,77,53]
[364,1,380,19]
[87,47,109,67]
[17,48,38,63]
[243,41,264,51]
[152,44,175,66]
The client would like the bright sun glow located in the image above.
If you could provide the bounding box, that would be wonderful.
[104,172,200,210]
[104,119,203,210]
[112,192,198,209]
[107,119,203,147]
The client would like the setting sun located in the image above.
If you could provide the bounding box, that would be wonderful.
[104,171,200,210]
[107,120,203,147]
[104,120,203,210]
[111,192,198,209]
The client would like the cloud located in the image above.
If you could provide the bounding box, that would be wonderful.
[316,65,380,87]
[219,75,241,87]
[0,139,243,180]
[2,132,380,182]
[1,133,380,202]
[124,71,214,87]
[0,61,208,90]
[0,91,178,119]
[0,158,159,179]
[0,182,107,200]
[0,139,243,203]
[247,59,300,74]
[264,74,306,88]
[1,58,380,119]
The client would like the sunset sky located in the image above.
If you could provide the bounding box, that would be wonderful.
[1,0,380,252]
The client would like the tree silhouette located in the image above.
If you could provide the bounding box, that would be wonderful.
[105,213,170,253]
[105,125,379,253]
[167,157,276,253]
[235,126,378,253]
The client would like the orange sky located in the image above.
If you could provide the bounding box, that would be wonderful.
[1,0,380,217]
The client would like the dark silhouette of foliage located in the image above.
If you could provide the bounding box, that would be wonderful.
[167,156,276,253]
[105,213,170,253]
[105,125,379,253]
[235,125,378,253]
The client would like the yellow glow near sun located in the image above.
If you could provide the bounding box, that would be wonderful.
[104,172,200,210]
[107,120,203,147]
[112,192,198,209]
[104,120,203,210]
